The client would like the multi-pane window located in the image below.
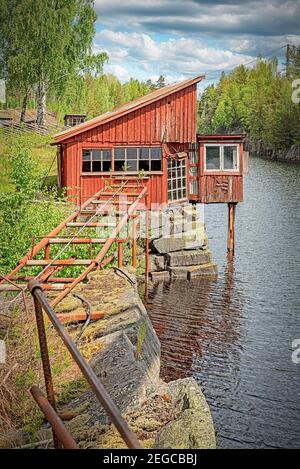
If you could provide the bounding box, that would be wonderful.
[114,147,162,172]
[205,144,239,171]
[82,149,112,172]
[167,159,187,201]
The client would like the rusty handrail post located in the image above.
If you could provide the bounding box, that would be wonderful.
[30,287,62,449]
[28,280,141,449]
[30,385,79,449]
[117,240,123,268]
[132,214,138,269]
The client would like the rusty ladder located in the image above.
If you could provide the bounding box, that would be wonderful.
[0,177,150,310]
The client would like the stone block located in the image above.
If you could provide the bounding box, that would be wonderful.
[150,236,205,254]
[166,249,212,267]
[187,263,218,279]
[149,254,165,272]
[150,271,170,282]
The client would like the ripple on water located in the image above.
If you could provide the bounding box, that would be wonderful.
[146,157,300,449]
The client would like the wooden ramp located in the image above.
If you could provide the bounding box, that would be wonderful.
[0,178,149,309]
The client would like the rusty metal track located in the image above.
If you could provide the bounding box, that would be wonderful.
[0,178,149,310]
[30,385,78,449]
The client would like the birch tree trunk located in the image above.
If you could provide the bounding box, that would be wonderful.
[36,81,47,127]
[20,94,28,123]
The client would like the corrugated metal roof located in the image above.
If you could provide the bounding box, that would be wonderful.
[54,74,205,143]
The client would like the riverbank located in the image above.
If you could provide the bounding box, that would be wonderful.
[245,136,300,162]
[0,268,216,449]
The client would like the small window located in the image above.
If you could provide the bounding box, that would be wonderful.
[113,147,162,172]
[82,149,112,173]
[206,146,221,170]
[204,144,239,172]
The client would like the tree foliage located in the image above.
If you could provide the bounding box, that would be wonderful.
[0,0,106,124]
[198,54,300,151]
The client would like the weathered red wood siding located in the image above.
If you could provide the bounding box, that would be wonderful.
[196,141,244,203]
[61,84,197,205]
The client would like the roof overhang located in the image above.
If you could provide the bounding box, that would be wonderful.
[197,134,246,143]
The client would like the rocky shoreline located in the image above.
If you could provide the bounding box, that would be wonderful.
[244,137,300,162]
[0,268,216,449]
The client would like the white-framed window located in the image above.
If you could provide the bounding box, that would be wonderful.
[82,149,112,173]
[204,144,239,172]
[114,146,162,172]
[167,158,187,201]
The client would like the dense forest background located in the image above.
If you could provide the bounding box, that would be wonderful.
[0,0,299,153]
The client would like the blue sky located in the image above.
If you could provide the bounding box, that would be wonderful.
[93,0,300,88]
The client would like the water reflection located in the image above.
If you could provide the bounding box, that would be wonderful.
[147,157,300,448]
[148,257,244,384]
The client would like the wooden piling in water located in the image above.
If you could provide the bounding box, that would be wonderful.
[227,203,237,254]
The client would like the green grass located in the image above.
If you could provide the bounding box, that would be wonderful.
[0,130,57,193]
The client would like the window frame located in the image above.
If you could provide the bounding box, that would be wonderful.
[82,148,112,173]
[204,143,240,173]
[113,146,163,174]
[167,158,187,202]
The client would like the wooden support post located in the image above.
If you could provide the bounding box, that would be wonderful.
[227,203,237,254]
[118,241,123,268]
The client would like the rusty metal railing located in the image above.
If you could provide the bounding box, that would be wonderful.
[28,280,141,449]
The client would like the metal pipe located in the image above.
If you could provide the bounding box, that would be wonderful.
[28,281,141,449]
[30,385,79,449]
[32,295,61,449]
[118,241,123,268]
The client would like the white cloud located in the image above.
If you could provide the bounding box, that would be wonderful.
[93,1,300,85]
[96,29,254,83]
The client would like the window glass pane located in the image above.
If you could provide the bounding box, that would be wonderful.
[82,161,91,172]
[206,146,221,170]
[102,161,111,172]
[127,159,138,171]
[114,161,124,171]
[92,161,101,172]
[82,150,91,161]
[139,160,150,171]
[151,147,162,160]
[127,147,138,159]
[141,148,150,159]
[92,150,101,161]
[151,160,162,171]
[102,149,112,160]
[224,146,238,170]
[115,148,125,160]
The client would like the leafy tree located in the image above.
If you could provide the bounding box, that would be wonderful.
[0,0,103,125]
[198,56,300,152]
[156,75,166,88]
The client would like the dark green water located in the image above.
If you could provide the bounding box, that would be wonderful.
[147,157,300,448]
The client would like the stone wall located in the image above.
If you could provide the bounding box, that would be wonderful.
[149,203,218,281]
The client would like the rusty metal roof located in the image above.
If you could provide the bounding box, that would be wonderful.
[54,74,205,143]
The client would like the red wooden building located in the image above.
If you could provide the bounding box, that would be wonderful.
[53,75,245,212]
